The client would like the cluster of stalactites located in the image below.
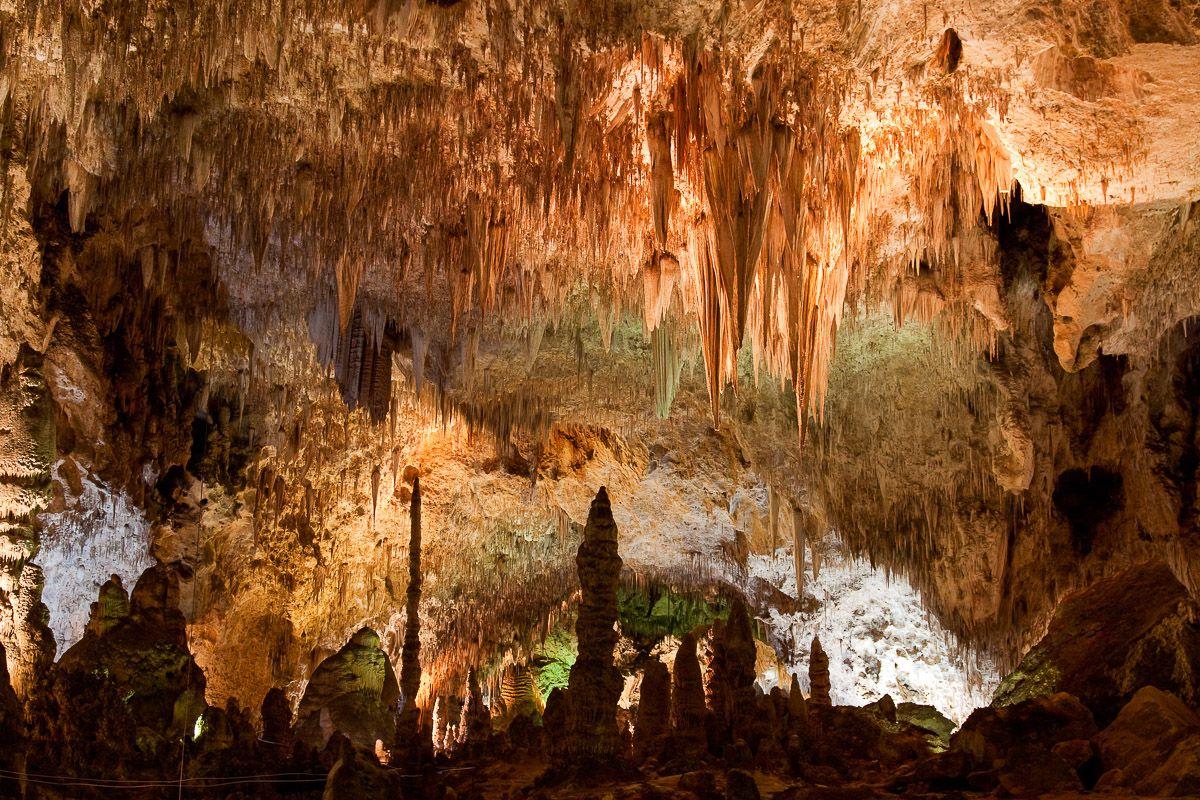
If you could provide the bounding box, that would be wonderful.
[5,1,1017,438]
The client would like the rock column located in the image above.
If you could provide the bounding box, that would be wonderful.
[564,486,623,763]
[671,631,708,758]
[395,474,427,764]
[634,659,670,761]
[809,636,831,707]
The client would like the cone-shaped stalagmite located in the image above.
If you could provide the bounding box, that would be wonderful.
[671,631,708,758]
[564,487,623,763]
[809,637,831,707]
[463,667,491,752]
[634,659,670,761]
[394,474,428,764]
[720,598,759,745]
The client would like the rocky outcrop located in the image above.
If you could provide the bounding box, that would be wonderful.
[952,692,1098,772]
[294,628,400,751]
[994,562,1200,722]
[1094,686,1200,794]
[563,486,623,763]
[322,733,401,800]
[25,566,207,780]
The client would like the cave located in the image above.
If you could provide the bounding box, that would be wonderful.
[2,1,1200,798]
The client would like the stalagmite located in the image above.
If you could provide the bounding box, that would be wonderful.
[260,687,294,753]
[394,474,427,765]
[786,674,809,741]
[633,659,670,762]
[671,631,708,759]
[463,667,491,751]
[809,637,831,707]
[706,598,760,752]
[563,486,623,763]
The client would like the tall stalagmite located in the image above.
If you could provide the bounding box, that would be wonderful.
[720,598,759,745]
[671,631,708,759]
[463,667,491,751]
[809,637,831,707]
[634,659,670,762]
[395,474,426,764]
[564,486,623,763]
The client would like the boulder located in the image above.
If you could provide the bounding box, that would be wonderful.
[951,692,1096,770]
[895,702,954,749]
[993,562,1200,723]
[1094,686,1200,793]
[996,745,1082,797]
[724,769,760,800]
[1139,735,1200,796]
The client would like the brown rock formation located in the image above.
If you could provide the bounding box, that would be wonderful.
[785,674,810,761]
[0,352,56,698]
[1094,686,1200,794]
[672,631,709,759]
[709,598,759,750]
[809,637,831,707]
[294,628,399,751]
[564,486,623,763]
[952,692,1098,772]
[634,658,670,762]
[994,561,1200,722]
[25,565,206,781]
[394,474,427,765]
[463,666,492,751]
[0,643,25,796]
[261,686,295,754]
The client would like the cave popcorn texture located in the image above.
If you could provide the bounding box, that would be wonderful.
[749,547,998,724]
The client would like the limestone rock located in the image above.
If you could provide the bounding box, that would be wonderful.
[671,631,709,759]
[322,734,401,800]
[564,486,623,763]
[294,627,400,751]
[1094,686,1200,791]
[996,745,1083,797]
[724,768,760,800]
[634,659,670,762]
[994,562,1200,723]
[808,637,831,707]
[952,692,1097,770]
[25,564,207,779]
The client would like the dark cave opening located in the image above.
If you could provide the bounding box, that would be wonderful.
[1052,467,1125,556]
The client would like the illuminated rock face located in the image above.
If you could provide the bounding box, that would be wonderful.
[564,487,623,763]
[0,0,1198,794]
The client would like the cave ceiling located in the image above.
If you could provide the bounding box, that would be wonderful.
[0,0,1199,714]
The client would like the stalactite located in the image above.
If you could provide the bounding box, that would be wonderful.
[792,506,806,600]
